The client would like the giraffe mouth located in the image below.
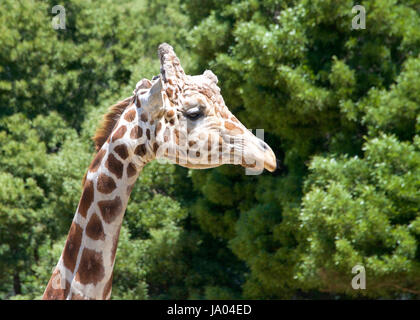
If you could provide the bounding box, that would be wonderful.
[239,149,277,173]
[158,134,277,173]
[262,144,277,172]
[237,133,277,173]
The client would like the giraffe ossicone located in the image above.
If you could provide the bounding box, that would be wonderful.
[43,43,276,300]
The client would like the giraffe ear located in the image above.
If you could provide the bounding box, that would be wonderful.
[139,77,164,118]
[134,78,152,91]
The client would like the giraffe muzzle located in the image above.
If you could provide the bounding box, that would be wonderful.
[239,132,277,173]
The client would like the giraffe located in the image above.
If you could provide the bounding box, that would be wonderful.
[42,43,277,300]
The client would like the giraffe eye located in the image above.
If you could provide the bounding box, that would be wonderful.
[185,107,204,121]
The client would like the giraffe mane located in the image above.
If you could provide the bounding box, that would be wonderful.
[81,96,133,186]
[93,96,134,152]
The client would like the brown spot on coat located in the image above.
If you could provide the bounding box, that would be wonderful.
[166,87,174,97]
[111,125,127,142]
[155,122,162,136]
[134,144,147,157]
[98,196,123,224]
[70,293,87,300]
[105,154,123,179]
[43,269,71,300]
[127,162,137,177]
[78,180,94,218]
[62,222,83,272]
[75,248,105,285]
[146,128,151,140]
[140,113,148,122]
[241,158,256,168]
[103,275,113,300]
[127,184,135,196]
[153,142,159,154]
[166,109,174,118]
[174,129,179,145]
[163,127,170,142]
[224,121,244,134]
[86,213,105,241]
[207,134,212,151]
[114,144,128,160]
[130,126,143,139]
[97,173,117,194]
[123,109,136,122]
[89,149,106,173]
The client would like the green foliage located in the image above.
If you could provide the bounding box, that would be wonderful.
[299,134,419,297]
[185,0,420,298]
[112,226,149,300]
[0,171,44,298]
[0,111,84,298]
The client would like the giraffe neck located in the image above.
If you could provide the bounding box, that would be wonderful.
[43,100,157,300]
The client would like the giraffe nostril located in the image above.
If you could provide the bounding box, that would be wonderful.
[260,141,268,151]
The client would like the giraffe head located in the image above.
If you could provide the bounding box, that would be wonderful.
[43,44,278,300]
[131,43,276,173]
